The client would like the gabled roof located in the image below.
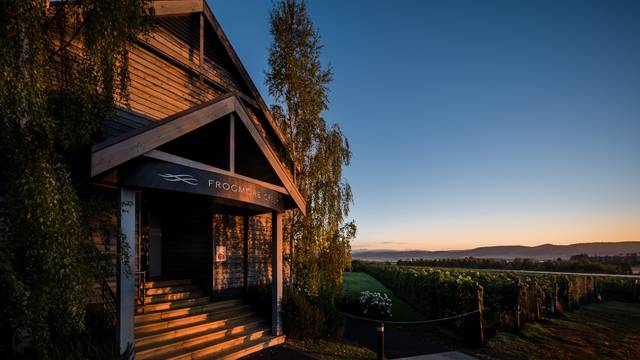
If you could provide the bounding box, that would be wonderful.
[92,95,305,214]
[152,0,289,151]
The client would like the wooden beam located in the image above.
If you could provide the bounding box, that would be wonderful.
[211,203,216,293]
[92,95,235,177]
[234,101,306,214]
[152,0,203,17]
[92,95,306,213]
[271,211,283,336]
[117,188,136,355]
[229,113,235,173]
[144,149,288,194]
[199,13,204,69]
[243,215,249,294]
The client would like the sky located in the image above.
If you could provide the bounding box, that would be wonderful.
[210,0,640,251]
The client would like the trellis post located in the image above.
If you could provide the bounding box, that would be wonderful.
[475,283,485,346]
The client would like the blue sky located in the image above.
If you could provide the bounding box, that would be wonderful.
[210,0,640,250]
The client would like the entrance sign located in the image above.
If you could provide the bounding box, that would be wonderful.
[121,159,285,211]
[158,173,198,185]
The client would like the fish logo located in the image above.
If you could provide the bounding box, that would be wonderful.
[158,173,198,186]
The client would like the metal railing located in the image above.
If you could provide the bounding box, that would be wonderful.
[135,270,147,314]
[101,278,117,325]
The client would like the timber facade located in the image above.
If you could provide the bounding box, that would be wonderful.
[81,1,304,358]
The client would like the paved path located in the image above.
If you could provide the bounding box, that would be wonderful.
[240,345,315,360]
[394,352,478,360]
[343,317,451,359]
[242,343,477,360]
[243,317,473,360]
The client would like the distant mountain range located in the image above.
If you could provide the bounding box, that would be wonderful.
[352,241,640,262]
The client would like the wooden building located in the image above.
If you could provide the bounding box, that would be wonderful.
[85,1,305,358]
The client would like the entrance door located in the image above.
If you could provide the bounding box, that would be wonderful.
[148,213,162,278]
[158,192,213,292]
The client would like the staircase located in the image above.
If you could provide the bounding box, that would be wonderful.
[135,279,284,360]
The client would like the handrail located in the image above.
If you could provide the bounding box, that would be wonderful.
[101,278,117,325]
[134,271,146,314]
[102,278,117,304]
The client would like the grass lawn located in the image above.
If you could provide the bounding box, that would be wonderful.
[472,301,640,360]
[287,339,376,360]
[342,271,424,321]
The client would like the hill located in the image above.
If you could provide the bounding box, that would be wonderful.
[352,241,640,261]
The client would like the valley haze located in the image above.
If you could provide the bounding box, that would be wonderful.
[352,241,640,262]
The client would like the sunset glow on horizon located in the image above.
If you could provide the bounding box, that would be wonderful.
[351,201,640,251]
[352,216,640,251]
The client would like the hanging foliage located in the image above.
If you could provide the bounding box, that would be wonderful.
[266,0,355,299]
[0,1,153,358]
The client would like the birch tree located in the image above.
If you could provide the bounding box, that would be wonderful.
[266,0,355,299]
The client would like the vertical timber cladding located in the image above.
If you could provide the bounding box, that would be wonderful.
[212,212,291,296]
[125,14,282,168]
[246,214,290,287]
[247,214,273,286]
[212,213,246,296]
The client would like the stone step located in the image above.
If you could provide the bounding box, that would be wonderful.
[145,279,191,289]
[139,296,210,313]
[135,300,243,325]
[141,328,270,360]
[212,335,286,360]
[135,306,254,339]
[145,290,204,304]
[146,284,199,296]
[135,320,266,358]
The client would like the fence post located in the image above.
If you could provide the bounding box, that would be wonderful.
[550,284,555,314]
[566,281,573,310]
[513,281,521,330]
[475,283,485,346]
[534,282,540,321]
[377,322,385,360]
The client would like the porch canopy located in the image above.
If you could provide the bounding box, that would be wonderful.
[91,93,305,215]
[91,94,304,352]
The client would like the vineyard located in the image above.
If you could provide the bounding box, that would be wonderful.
[351,261,640,343]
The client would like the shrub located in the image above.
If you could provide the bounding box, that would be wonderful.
[318,300,346,339]
[282,287,346,340]
[45,304,122,360]
[282,289,325,339]
[358,291,392,320]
